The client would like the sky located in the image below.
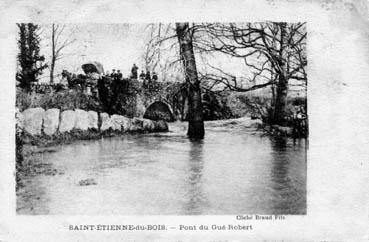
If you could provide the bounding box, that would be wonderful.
[38,24,150,80]
[35,23,305,96]
[37,23,249,82]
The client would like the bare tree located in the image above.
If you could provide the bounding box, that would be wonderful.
[176,22,204,139]
[194,22,307,124]
[49,24,76,84]
[141,23,182,82]
[142,22,306,131]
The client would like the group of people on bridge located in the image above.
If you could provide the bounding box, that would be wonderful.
[24,62,161,96]
[104,64,158,84]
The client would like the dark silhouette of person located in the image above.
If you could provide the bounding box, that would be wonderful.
[111,69,116,78]
[131,64,138,79]
[139,70,145,80]
[152,72,158,81]
[117,70,123,80]
[145,70,151,82]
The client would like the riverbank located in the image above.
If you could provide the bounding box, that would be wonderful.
[257,121,308,139]
[16,124,168,192]
[16,106,169,191]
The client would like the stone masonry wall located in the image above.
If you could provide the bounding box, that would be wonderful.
[17,107,168,137]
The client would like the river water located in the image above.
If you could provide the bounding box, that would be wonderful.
[17,117,306,215]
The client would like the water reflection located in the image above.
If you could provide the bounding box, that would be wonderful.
[183,139,207,214]
[269,137,306,214]
[17,119,307,215]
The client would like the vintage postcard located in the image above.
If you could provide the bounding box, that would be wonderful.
[0,0,368,241]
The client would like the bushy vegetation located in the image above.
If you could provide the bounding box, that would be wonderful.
[16,78,307,137]
[231,92,308,137]
[202,91,234,120]
[97,77,141,117]
[16,88,103,112]
[16,23,47,91]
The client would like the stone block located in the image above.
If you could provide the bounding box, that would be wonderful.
[100,112,112,131]
[59,110,76,133]
[22,108,45,135]
[87,111,98,130]
[74,109,89,131]
[43,108,60,135]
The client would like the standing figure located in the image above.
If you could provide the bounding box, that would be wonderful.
[145,70,151,82]
[152,72,158,81]
[111,69,116,78]
[117,70,123,80]
[139,70,145,81]
[131,64,138,79]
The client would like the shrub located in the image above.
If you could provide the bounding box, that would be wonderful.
[16,88,103,112]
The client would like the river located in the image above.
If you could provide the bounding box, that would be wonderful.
[17,117,306,215]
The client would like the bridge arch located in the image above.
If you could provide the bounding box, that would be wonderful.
[143,101,175,122]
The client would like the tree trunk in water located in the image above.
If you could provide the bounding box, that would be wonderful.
[273,23,289,125]
[176,23,204,139]
[273,74,288,125]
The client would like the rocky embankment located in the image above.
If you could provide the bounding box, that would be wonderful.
[16,107,168,145]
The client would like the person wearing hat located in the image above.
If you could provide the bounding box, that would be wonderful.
[145,70,151,82]
[139,70,145,81]
[152,71,158,81]
[131,64,138,79]
[117,70,123,80]
[111,69,116,78]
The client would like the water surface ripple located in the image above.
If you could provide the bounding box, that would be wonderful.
[17,118,306,215]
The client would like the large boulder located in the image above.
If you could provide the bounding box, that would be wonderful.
[110,114,125,131]
[129,118,144,132]
[154,120,168,132]
[22,108,45,136]
[142,118,155,131]
[121,116,131,132]
[59,110,76,133]
[74,109,89,131]
[87,111,98,130]
[43,108,60,136]
[100,112,112,131]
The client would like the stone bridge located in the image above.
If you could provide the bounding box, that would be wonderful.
[143,99,175,122]
[138,81,187,122]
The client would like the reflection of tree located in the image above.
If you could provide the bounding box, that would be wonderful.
[268,137,306,214]
[183,139,207,215]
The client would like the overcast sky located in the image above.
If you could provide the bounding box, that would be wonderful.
[34,23,305,95]
[38,23,250,82]
[39,24,151,81]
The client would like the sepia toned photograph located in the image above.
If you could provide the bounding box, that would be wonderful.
[15,22,307,215]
